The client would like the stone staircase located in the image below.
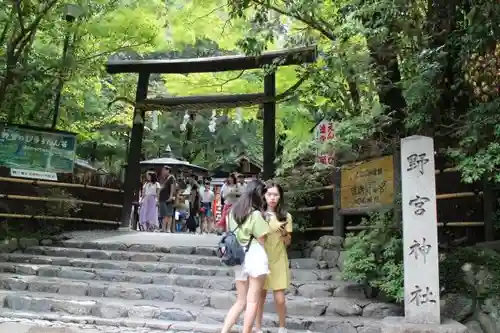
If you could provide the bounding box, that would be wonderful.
[0,238,402,332]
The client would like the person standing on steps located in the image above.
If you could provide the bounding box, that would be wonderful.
[218,173,239,232]
[187,183,201,233]
[220,180,270,333]
[255,181,293,333]
[200,181,214,233]
[237,173,247,193]
[159,166,176,233]
[138,171,160,231]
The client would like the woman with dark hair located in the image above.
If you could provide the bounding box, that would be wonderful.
[255,181,293,333]
[139,171,160,231]
[220,179,270,333]
[217,173,240,232]
[186,183,200,233]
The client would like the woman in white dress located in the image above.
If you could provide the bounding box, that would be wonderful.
[139,172,160,231]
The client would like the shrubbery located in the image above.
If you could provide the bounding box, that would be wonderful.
[341,211,404,302]
[342,210,500,307]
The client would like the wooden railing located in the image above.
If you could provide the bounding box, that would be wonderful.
[286,165,487,238]
[0,175,122,226]
[0,176,123,193]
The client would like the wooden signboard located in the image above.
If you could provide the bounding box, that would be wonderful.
[212,184,223,223]
[313,119,335,164]
[340,155,394,213]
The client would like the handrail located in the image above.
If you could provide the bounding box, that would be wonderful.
[0,194,122,208]
[291,191,480,213]
[435,167,458,174]
[0,176,123,193]
[344,221,484,231]
[289,204,333,212]
[0,213,119,225]
[304,221,485,232]
[437,192,481,199]
[284,185,334,195]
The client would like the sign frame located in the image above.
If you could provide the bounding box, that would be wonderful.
[340,155,395,214]
[312,119,336,165]
[0,123,77,175]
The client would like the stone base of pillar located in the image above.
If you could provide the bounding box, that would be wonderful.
[118,227,132,232]
[381,317,468,333]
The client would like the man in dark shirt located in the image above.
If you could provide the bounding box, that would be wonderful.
[159,166,176,232]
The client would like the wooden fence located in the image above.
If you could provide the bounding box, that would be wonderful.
[290,154,497,244]
[0,167,123,237]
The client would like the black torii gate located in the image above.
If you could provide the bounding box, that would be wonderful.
[105,46,317,228]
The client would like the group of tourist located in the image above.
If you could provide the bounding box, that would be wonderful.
[220,179,293,333]
[138,166,255,234]
[138,166,216,233]
[140,168,292,332]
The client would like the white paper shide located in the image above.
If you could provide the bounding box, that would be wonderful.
[400,136,440,324]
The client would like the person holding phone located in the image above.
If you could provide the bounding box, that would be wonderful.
[255,181,293,333]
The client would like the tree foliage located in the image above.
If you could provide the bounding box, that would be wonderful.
[1,0,499,181]
[222,0,499,182]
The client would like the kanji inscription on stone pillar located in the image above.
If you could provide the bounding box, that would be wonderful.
[401,135,440,324]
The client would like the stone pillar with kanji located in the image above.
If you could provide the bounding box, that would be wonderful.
[381,135,467,333]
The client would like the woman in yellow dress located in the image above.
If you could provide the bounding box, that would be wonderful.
[255,181,292,333]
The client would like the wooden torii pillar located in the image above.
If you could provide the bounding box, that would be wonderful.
[106,46,317,228]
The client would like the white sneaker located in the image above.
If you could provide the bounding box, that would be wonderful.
[277,328,287,333]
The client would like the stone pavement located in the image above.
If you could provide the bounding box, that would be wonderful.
[0,317,235,333]
[0,231,403,333]
[60,230,221,247]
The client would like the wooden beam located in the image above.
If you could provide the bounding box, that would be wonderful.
[140,93,270,111]
[262,72,276,180]
[483,177,494,241]
[332,166,344,238]
[121,72,150,229]
[106,46,317,74]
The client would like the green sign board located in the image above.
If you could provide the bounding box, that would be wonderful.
[0,124,77,173]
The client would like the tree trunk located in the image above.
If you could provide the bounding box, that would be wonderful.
[366,37,407,137]
[425,0,463,147]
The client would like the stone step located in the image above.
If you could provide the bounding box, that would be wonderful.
[23,246,224,266]
[54,240,218,256]
[0,263,351,298]
[24,245,323,270]
[0,253,338,281]
[0,273,394,316]
[0,313,326,333]
[52,240,324,270]
[0,290,392,332]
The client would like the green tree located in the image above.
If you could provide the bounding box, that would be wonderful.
[0,0,166,128]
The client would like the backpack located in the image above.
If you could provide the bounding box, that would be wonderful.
[217,224,254,266]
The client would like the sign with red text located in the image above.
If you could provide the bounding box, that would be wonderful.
[313,119,335,164]
[212,185,223,223]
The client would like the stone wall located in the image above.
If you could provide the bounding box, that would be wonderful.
[0,236,61,252]
[292,235,500,333]
[289,235,346,271]
[442,294,499,333]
